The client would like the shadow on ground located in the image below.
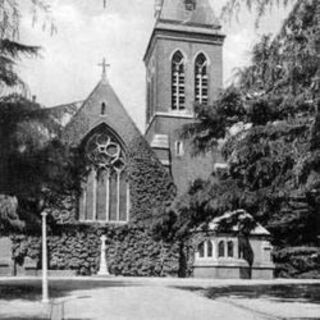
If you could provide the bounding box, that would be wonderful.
[0,317,91,320]
[0,279,141,301]
[178,284,320,304]
[290,318,320,320]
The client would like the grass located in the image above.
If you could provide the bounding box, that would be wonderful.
[198,284,320,304]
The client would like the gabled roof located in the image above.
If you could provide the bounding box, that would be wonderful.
[158,0,220,28]
[61,78,143,148]
[47,101,83,127]
[201,209,271,236]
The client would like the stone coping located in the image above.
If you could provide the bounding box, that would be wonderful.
[194,258,248,268]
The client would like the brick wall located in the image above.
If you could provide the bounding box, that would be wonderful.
[144,26,225,194]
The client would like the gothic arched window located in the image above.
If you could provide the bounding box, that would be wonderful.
[218,240,225,258]
[101,102,106,115]
[79,128,130,223]
[227,241,234,258]
[207,240,213,258]
[198,242,205,258]
[172,51,185,111]
[195,53,208,105]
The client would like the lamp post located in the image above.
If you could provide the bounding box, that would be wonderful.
[41,211,49,303]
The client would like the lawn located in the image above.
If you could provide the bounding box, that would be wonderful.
[0,278,140,301]
[203,283,320,303]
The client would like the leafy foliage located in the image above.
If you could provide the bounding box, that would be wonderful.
[0,94,87,232]
[0,0,55,94]
[221,0,296,27]
[167,0,320,270]
[274,246,320,278]
[12,224,181,277]
[0,195,23,233]
[127,136,177,224]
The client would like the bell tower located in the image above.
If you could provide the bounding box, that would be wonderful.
[144,0,226,194]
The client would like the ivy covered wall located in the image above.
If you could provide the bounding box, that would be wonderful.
[127,136,176,223]
[45,134,176,226]
[56,79,177,226]
[12,224,182,276]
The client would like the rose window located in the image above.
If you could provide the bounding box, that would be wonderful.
[86,133,126,172]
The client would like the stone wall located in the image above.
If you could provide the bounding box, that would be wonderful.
[0,237,13,276]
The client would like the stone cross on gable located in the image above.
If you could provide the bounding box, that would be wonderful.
[98,58,110,81]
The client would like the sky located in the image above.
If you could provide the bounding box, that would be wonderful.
[18,0,292,132]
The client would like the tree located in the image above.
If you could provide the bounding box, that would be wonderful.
[151,0,320,278]
[0,94,86,232]
[161,0,320,274]
[0,195,23,234]
[0,1,81,232]
[0,1,55,94]
[221,0,297,26]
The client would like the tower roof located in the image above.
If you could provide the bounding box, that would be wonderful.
[158,0,220,28]
[144,0,225,63]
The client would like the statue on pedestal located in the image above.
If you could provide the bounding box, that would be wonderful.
[98,235,110,276]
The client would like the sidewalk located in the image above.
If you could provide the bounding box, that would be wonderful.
[62,286,265,320]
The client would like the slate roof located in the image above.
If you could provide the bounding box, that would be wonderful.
[60,77,144,148]
[46,101,83,127]
[202,209,271,236]
[159,0,220,28]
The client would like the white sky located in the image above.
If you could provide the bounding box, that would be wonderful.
[18,0,292,132]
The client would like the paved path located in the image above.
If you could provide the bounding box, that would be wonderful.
[1,278,320,320]
[62,286,264,320]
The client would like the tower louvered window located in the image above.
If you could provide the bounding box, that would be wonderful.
[195,53,208,104]
[172,51,185,111]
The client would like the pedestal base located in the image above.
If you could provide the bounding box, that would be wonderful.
[97,269,110,276]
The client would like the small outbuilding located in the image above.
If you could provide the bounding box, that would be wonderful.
[193,210,275,279]
[0,237,14,276]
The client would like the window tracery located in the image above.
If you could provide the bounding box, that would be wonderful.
[195,53,208,104]
[80,129,129,223]
[172,51,185,111]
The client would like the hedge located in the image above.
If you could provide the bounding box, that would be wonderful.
[273,246,320,278]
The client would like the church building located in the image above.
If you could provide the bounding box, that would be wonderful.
[0,0,275,279]
[53,0,226,221]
